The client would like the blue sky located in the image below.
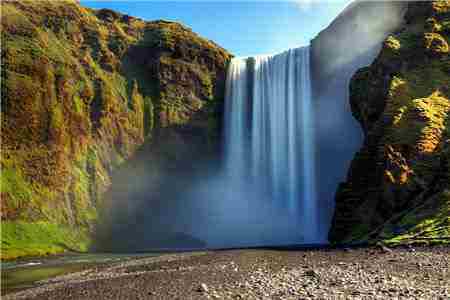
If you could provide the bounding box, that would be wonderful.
[81,1,352,57]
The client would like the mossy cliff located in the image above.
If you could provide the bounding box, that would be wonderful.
[1,0,230,259]
[330,1,450,245]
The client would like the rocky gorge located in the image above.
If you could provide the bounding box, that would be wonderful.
[1,0,449,262]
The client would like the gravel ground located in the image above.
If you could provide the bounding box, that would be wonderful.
[3,246,449,300]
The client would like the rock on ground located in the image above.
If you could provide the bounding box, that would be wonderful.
[4,246,449,300]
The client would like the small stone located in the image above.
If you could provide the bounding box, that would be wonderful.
[407,245,416,252]
[198,283,209,293]
[377,243,393,253]
[304,270,319,278]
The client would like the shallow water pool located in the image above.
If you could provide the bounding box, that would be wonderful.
[1,252,161,294]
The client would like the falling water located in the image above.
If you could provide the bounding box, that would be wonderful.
[96,2,406,251]
[224,46,320,243]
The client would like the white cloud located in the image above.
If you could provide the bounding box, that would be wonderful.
[294,0,351,11]
[295,0,315,10]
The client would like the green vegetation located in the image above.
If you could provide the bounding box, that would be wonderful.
[1,0,230,259]
[332,1,450,245]
[1,168,33,213]
[382,191,450,245]
[1,222,90,260]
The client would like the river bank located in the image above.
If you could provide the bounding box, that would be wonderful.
[2,245,449,299]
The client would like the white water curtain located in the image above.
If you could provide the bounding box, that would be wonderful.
[224,46,320,243]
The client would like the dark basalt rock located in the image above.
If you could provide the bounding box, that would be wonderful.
[329,0,450,245]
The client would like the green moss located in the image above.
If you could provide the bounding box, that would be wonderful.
[1,5,38,39]
[442,20,450,32]
[383,49,450,152]
[380,190,450,246]
[50,104,65,131]
[342,223,371,244]
[143,96,154,136]
[397,32,423,50]
[386,89,450,145]
[4,71,43,102]
[107,72,129,104]
[1,221,90,260]
[54,64,66,78]
[0,167,33,211]
[1,0,229,259]
[37,28,74,65]
[191,64,213,101]
[334,3,450,244]
[71,163,98,225]
[86,147,97,164]
[108,34,129,56]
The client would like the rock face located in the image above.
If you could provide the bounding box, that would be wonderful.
[311,0,406,237]
[2,0,447,258]
[330,1,450,245]
[1,0,230,259]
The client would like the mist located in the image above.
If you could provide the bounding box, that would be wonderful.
[95,1,407,252]
[311,0,407,238]
[94,146,305,250]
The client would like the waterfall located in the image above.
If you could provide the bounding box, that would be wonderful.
[224,46,321,243]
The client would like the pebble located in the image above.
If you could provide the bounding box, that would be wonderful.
[4,247,449,300]
[198,283,209,293]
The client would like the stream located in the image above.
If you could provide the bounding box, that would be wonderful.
[1,252,161,294]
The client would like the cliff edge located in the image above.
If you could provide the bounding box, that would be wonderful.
[330,0,450,245]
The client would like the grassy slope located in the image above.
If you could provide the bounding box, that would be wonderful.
[1,222,90,260]
[1,0,144,259]
[1,1,230,259]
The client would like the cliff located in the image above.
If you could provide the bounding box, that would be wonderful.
[329,1,450,245]
[1,0,230,259]
[2,0,448,258]
[310,0,406,236]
